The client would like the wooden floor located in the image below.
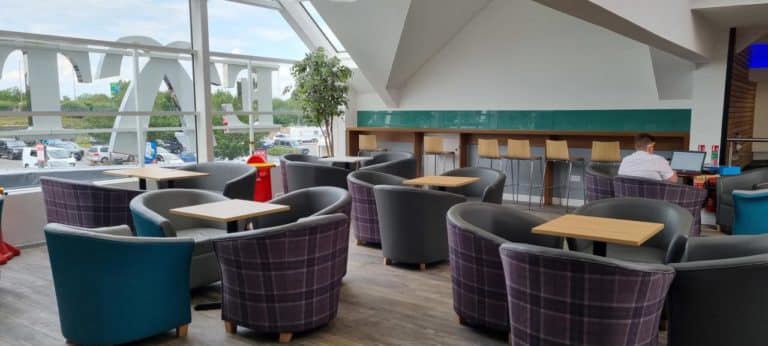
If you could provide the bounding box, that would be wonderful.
[0,204,711,345]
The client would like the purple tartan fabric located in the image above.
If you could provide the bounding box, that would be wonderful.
[347,178,381,244]
[500,248,674,346]
[613,176,707,236]
[585,170,615,202]
[40,177,141,230]
[447,222,509,331]
[214,216,349,334]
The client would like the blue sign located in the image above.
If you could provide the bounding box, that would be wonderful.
[144,141,157,164]
[750,44,768,68]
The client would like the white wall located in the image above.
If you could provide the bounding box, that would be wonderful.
[358,0,691,111]
[352,0,729,150]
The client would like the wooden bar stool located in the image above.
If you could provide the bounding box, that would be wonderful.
[358,135,383,156]
[543,139,585,211]
[502,139,542,209]
[591,141,622,164]
[424,136,455,174]
[476,139,501,169]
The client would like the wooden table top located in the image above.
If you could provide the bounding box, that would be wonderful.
[104,167,209,181]
[318,156,372,163]
[532,214,664,246]
[247,162,277,169]
[403,176,480,188]
[169,199,290,223]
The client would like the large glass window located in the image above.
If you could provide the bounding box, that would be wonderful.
[300,1,346,53]
[0,1,197,180]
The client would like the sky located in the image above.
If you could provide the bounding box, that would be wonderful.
[0,0,310,102]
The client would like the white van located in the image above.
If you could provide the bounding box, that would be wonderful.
[22,147,77,169]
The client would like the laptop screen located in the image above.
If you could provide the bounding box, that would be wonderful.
[671,151,705,172]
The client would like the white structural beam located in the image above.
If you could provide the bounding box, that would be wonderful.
[190,0,215,162]
[25,48,63,130]
[533,0,712,63]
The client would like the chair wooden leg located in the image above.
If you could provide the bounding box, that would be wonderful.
[455,314,465,325]
[279,332,293,343]
[419,263,427,271]
[356,239,363,246]
[383,258,391,265]
[176,324,189,337]
[224,321,237,334]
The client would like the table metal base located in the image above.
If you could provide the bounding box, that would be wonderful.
[593,241,607,257]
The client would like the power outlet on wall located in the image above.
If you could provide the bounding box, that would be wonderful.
[569,175,581,182]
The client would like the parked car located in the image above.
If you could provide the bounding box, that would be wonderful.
[86,145,135,165]
[0,138,25,160]
[22,147,76,168]
[46,139,84,161]
[273,138,310,155]
[155,147,184,165]
[155,138,183,154]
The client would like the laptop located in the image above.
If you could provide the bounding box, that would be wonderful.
[670,151,706,174]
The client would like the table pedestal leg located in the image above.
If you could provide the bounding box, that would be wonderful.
[227,221,238,233]
[593,241,607,257]
[167,180,175,188]
[138,178,147,190]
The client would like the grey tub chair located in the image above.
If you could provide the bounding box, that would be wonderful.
[284,161,349,191]
[279,154,320,193]
[717,167,768,234]
[169,162,257,200]
[668,235,768,346]
[374,185,466,269]
[572,197,692,264]
[584,162,619,202]
[439,167,506,204]
[446,202,561,332]
[252,186,352,229]
[360,152,418,179]
[130,189,230,289]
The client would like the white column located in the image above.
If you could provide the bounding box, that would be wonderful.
[245,61,255,153]
[24,48,63,129]
[256,68,273,126]
[189,0,214,162]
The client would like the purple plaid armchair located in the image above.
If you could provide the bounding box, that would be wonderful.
[585,163,619,202]
[500,243,675,346]
[613,176,707,236]
[213,213,349,343]
[41,177,142,231]
[347,170,406,245]
[446,202,561,332]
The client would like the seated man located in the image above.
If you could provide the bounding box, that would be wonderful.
[618,133,677,183]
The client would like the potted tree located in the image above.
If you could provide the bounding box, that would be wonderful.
[290,47,352,157]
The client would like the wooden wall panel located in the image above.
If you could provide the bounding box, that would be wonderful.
[726,48,757,167]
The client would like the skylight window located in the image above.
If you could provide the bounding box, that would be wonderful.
[300,1,346,53]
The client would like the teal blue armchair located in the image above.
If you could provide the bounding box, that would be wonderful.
[733,190,768,235]
[45,223,194,345]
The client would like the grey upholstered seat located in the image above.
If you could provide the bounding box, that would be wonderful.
[279,153,320,193]
[252,186,352,229]
[446,202,562,331]
[668,235,768,346]
[167,162,257,200]
[572,198,692,264]
[130,189,229,289]
[374,185,466,268]
[347,170,405,244]
[360,152,418,179]
[284,161,349,192]
[439,167,506,204]
[717,167,768,234]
